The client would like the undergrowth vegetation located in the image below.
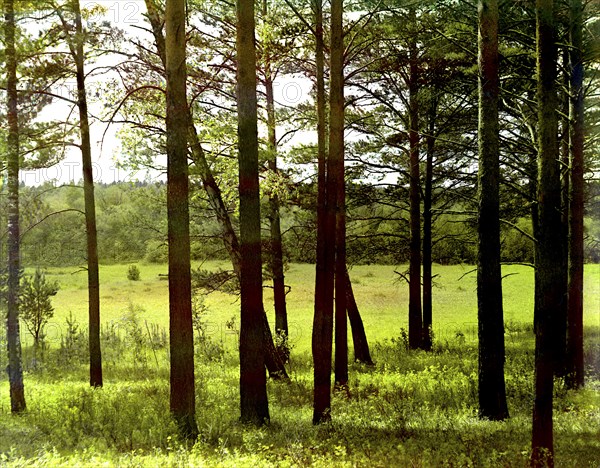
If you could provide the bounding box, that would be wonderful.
[0,321,598,467]
[0,263,598,466]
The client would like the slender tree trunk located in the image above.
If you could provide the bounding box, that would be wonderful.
[312,0,335,424]
[557,48,570,378]
[262,0,289,363]
[4,0,26,413]
[476,0,509,421]
[532,0,562,465]
[72,0,102,389]
[345,269,373,365]
[236,0,270,425]
[144,0,287,380]
[422,100,436,352]
[165,0,198,439]
[330,0,347,392]
[407,19,422,350]
[334,231,348,392]
[566,0,585,390]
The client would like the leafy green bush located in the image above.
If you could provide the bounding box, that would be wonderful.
[121,303,149,369]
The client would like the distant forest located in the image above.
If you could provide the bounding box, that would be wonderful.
[3,179,599,268]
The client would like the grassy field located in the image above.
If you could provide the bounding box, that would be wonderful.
[34,262,600,354]
[0,262,598,467]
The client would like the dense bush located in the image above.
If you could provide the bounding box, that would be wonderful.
[127,265,141,281]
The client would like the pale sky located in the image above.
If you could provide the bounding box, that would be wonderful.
[21,0,314,186]
[21,1,149,185]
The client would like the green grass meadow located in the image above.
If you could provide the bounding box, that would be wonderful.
[0,262,598,467]
[39,262,599,353]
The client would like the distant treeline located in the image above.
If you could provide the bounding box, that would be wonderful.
[1,180,598,267]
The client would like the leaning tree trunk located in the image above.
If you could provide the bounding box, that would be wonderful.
[345,269,373,365]
[144,0,287,380]
[566,0,585,390]
[165,0,198,439]
[407,18,422,350]
[476,0,509,422]
[532,0,563,465]
[312,0,335,425]
[4,0,26,413]
[236,0,270,425]
[262,0,289,363]
[72,0,102,389]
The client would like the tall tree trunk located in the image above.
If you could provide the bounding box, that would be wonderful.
[236,0,270,425]
[312,0,335,425]
[532,0,562,465]
[72,0,102,389]
[557,48,570,378]
[4,0,26,413]
[422,99,436,352]
[407,17,422,350]
[262,0,289,363]
[331,0,347,392]
[345,269,373,365]
[566,0,585,390]
[165,0,198,439]
[476,0,509,421]
[144,0,287,380]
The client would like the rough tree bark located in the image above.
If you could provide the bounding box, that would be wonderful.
[566,0,585,390]
[312,0,335,424]
[557,49,570,379]
[71,0,102,388]
[165,0,198,439]
[476,0,509,421]
[236,0,270,425]
[4,0,26,413]
[532,0,563,465]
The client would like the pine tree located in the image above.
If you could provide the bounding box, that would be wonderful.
[237,0,270,425]
[476,0,509,421]
[532,0,563,464]
[165,0,199,439]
